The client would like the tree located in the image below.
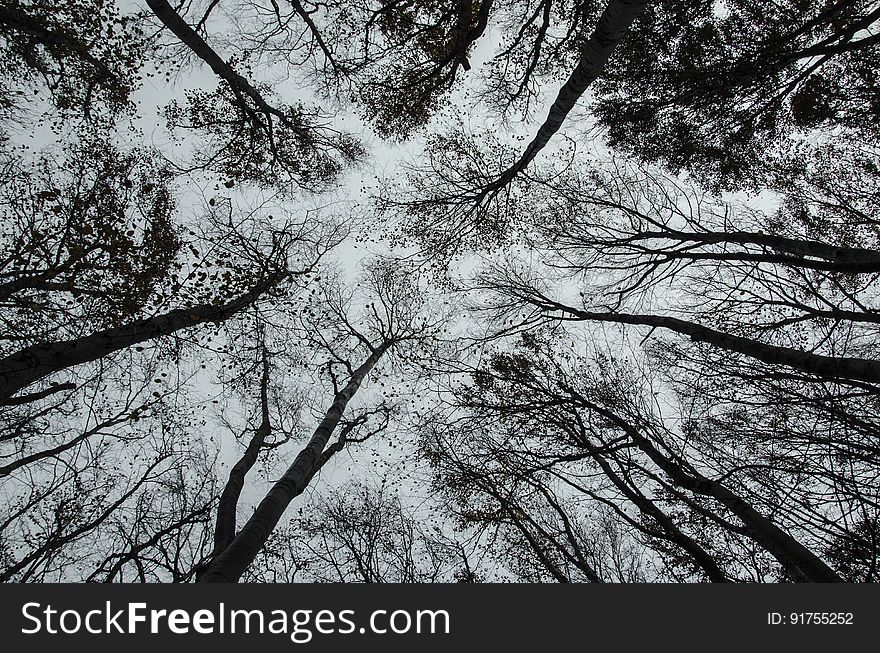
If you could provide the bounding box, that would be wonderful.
[219,0,499,139]
[420,330,846,581]
[348,0,496,139]
[0,151,343,403]
[443,153,880,580]
[377,0,647,256]
[0,395,218,582]
[198,261,446,581]
[592,1,880,187]
[4,0,879,588]
[470,155,880,387]
[0,146,346,581]
[148,0,364,190]
[0,0,146,124]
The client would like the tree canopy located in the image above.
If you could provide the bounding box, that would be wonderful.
[1,0,879,583]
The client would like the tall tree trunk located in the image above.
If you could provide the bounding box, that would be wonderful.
[198,343,391,582]
[492,0,647,188]
[580,396,843,582]
[583,441,729,582]
[145,0,291,127]
[210,350,272,557]
[635,229,880,272]
[0,274,283,401]
[544,304,880,385]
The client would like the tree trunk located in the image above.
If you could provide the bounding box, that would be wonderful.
[583,398,843,582]
[585,442,729,582]
[637,229,880,272]
[451,0,494,73]
[145,0,286,123]
[210,351,272,557]
[198,343,390,582]
[0,275,282,401]
[496,0,647,185]
[553,307,880,385]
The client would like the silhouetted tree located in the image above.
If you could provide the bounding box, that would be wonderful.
[198,261,446,581]
[148,0,364,190]
[592,1,880,187]
[0,0,146,123]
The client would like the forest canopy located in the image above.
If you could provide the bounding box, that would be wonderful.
[1,0,879,583]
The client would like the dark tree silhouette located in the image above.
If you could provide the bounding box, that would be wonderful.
[0,0,146,122]
[592,1,880,187]
[148,0,364,189]
[420,332,846,581]
[198,263,445,581]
